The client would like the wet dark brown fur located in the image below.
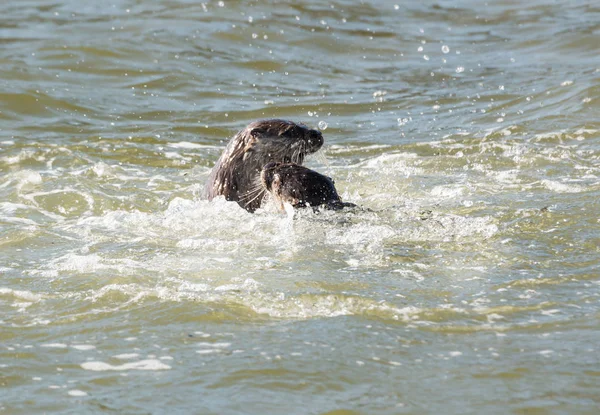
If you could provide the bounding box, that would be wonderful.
[205,119,324,212]
[260,162,356,211]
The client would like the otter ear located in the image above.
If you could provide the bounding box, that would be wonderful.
[250,128,266,139]
[263,162,278,170]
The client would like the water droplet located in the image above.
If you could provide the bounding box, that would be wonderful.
[423,55,429,61]
[456,66,465,73]
[441,45,450,54]
[318,121,328,130]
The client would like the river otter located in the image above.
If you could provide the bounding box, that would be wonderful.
[260,162,356,211]
[205,119,324,212]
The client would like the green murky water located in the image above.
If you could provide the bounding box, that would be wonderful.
[1,1,599,414]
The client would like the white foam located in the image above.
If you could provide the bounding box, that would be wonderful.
[41,343,68,349]
[168,142,216,149]
[0,202,33,214]
[87,162,116,178]
[164,151,187,160]
[196,342,231,348]
[81,359,171,371]
[71,345,96,351]
[430,184,466,199]
[541,180,584,193]
[249,293,420,320]
[359,152,422,177]
[43,253,143,276]
[68,390,88,397]
[113,353,140,360]
[196,349,221,355]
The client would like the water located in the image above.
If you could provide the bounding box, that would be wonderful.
[1,1,599,413]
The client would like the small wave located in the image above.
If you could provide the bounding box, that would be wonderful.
[33,253,143,276]
[81,359,171,371]
[0,287,44,303]
[68,390,88,397]
[0,170,43,190]
[20,277,419,322]
[40,343,68,348]
[541,179,585,193]
[168,142,220,150]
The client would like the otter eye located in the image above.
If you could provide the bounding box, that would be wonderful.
[280,127,299,138]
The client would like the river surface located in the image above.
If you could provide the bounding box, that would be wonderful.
[1,1,600,414]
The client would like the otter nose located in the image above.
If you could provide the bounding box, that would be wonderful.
[307,129,323,150]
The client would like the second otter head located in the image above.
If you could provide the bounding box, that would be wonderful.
[260,162,354,211]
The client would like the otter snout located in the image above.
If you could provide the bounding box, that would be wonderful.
[306,129,324,152]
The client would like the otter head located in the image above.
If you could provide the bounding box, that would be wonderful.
[260,162,353,211]
[243,119,323,166]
